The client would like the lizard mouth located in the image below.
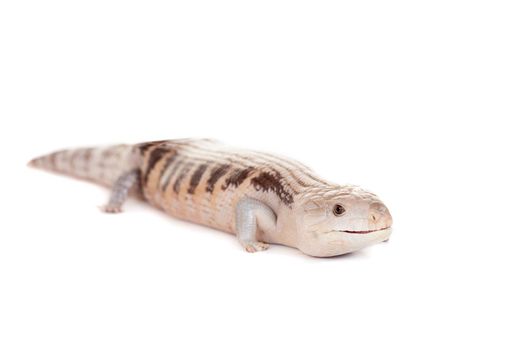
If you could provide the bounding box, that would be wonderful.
[340,227,391,234]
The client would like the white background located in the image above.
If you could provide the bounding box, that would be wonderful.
[1,1,524,349]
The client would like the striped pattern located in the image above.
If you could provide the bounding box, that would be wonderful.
[29,144,135,187]
[29,139,339,234]
[136,139,332,233]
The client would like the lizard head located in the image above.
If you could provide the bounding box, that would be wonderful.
[295,186,392,257]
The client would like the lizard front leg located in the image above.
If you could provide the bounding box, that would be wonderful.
[101,169,140,213]
[235,198,277,253]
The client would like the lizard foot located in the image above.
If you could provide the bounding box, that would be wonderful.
[100,205,123,214]
[242,241,269,253]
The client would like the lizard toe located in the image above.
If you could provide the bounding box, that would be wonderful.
[243,241,269,253]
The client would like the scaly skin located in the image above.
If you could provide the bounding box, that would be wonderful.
[29,139,393,257]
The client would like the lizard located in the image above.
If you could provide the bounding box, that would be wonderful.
[28,138,393,257]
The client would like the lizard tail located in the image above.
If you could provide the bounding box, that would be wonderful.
[28,144,137,187]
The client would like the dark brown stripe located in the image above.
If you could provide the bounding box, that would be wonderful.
[251,171,294,205]
[137,140,167,155]
[173,162,193,194]
[221,166,254,190]
[143,146,172,185]
[187,163,208,194]
[161,157,184,192]
[236,154,308,189]
[206,164,231,193]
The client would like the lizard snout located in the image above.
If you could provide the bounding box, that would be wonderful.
[368,202,392,230]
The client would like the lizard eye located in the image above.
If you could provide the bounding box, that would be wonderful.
[332,204,346,216]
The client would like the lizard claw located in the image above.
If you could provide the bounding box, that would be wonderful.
[242,241,269,253]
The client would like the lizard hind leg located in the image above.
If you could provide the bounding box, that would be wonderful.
[101,169,141,213]
[235,198,277,253]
